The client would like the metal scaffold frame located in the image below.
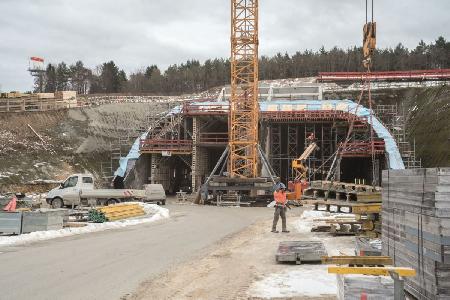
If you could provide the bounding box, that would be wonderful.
[229,0,259,178]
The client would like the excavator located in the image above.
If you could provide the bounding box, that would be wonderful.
[287,141,318,201]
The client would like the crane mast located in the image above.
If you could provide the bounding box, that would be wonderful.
[229,0,259,178]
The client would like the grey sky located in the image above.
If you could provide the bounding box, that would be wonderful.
[1,0,449,91]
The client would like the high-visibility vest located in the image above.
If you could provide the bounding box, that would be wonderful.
[274,191,287,206]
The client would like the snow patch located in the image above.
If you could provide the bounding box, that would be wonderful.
[0,203,169,247]
[301,210,331,219]
[33,162,47,168]
[0,172,15,179]
[249,265,337,298]
[267,200,275,208]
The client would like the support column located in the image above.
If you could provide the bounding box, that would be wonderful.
[191,117,209,192]
[151,154,170,191]
[270,124,281,177]
[288,125,299,181]
[192,117,198,192]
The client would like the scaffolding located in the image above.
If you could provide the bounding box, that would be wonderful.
[375,104,421,168]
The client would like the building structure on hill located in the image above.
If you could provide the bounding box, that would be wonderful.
[118,85,409,194]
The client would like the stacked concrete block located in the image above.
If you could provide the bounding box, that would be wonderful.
[382,168,450,300]
[337,274,394,300]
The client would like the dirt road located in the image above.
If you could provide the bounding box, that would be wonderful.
[130,207,353,300]
[0,203,269,300]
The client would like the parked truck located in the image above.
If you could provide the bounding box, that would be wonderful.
[46,174,166,208]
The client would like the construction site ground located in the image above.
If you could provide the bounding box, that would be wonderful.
[0,197,353,300]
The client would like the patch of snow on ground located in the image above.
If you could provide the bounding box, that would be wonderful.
[0,203,169,247]
[249,265,337,298]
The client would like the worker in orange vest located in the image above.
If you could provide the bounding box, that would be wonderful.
[272,183,289,233]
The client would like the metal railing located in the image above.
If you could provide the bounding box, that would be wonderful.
[140,139,193,154]
[199,133,228,144]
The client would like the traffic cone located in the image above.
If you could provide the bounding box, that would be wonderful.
[3,196,17,212]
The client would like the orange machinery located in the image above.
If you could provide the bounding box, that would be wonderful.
[287,142,318,201]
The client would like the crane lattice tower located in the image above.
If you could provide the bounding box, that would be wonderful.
[229,0,259,178]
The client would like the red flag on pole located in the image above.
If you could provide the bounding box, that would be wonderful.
[30,57,44,63]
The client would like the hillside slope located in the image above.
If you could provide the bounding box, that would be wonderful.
[0,103,167,192]
[406,86,450,167]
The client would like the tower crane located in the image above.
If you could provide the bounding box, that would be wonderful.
[229,0,260,178]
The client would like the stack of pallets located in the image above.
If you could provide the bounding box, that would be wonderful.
[382,168,450,300]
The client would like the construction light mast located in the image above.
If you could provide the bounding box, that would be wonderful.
[229,0,259,178]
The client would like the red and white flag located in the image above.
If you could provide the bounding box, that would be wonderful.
[30,56,44,63]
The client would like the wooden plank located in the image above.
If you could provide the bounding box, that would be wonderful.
[321,256,393,265]
[328,266,416,277]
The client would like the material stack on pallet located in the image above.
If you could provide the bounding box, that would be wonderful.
[382,168,450,300]
[337,274,394,300]
[95,203,145,221]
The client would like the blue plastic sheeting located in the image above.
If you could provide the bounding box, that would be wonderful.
[115,99,404,177]
[114,132,147,177]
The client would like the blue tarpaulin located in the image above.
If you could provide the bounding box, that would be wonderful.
[114,132,147,177]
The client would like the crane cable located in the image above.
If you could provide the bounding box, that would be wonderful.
[366,0,377,187]
[325,0,377,192]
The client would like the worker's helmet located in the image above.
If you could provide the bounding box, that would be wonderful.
[278,183,286,190]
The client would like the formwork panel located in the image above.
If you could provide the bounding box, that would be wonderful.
[0,212,22,234]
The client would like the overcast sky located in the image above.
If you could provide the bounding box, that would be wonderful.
[1,0,449,91]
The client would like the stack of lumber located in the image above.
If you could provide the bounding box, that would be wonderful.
[337,274,394,300]
[96,203,145,221]
[382,168,450,300]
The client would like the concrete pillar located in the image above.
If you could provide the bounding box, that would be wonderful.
[191,117,198,192]
[151,154,170,191]
[336,159,341,182]
[261,127,271,177]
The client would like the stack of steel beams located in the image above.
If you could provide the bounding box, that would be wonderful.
[382,168,450,299]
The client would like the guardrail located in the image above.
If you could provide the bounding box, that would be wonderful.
[139,139,193,154]
[318,69,450,82]
[0,97,73,113]
[261,110,368,124]
[199,133,228,144]
[340,141,385,157]
[183,102,230,115]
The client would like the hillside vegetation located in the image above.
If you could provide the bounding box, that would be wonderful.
[26,37,450,95]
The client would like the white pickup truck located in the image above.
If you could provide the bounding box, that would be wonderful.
[46,173,166,208]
